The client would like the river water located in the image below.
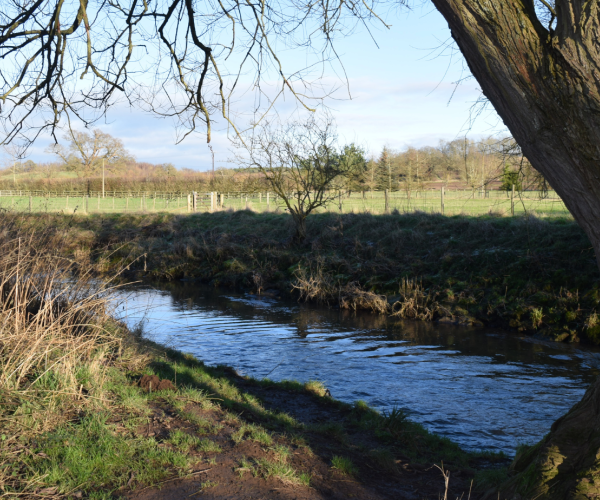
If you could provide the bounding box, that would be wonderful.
[116,282,600,455]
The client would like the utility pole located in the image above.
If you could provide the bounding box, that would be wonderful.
[481,148,485,197]
[416,152,420,192]
[408,161,412,200]
[464,136,469,186]
[209,144,215,178]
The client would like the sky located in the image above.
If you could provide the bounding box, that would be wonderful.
[14,5,504,171]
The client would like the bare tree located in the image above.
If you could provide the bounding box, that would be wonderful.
[47,129,132,177]
[36,162,59,179]
[2,142,28,186]
[237,117,350,242]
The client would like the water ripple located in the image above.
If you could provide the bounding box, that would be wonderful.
[115,283,600,454]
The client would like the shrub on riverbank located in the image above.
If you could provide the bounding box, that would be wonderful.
[6,210,598,343]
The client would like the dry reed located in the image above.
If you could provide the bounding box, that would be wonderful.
[0,219,146,493]
[292,264,389,314]
[390,278,442,321]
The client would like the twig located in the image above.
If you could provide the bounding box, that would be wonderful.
[135,469,212,492]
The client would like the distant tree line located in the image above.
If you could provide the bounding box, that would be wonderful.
[0,128,548,194]
[352,137,548,194]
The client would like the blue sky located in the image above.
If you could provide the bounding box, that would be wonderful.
[19,5,503,171]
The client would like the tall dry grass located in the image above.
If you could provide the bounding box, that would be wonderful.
[293,266,446,319]
[292,262,389,314]
[0,218,146,482]
[390,278,444,321]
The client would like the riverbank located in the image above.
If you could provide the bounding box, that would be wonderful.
[8,209,600,343]
[0,228,509,499]
[5,327,509,499]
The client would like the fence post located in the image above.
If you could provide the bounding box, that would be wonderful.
[384,189,389,214]
[210,192,215,212]
[267,192,270,210]
[83,195,87,214]
[193,191,197,212]
[187,194,191,212]
[441,186,445,215]
[29,195,32,212]
[511,184,515,216]
[245,195,248,210]
[259,192,262,204]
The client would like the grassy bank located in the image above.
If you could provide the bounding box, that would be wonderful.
[7,209,600,343]
[0,224,508,499]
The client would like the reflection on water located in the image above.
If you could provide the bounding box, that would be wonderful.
[116,282,600,454]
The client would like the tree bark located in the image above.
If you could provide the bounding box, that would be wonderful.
[430,0,600,265]
[292,212,307,244]
[430,3,600,495]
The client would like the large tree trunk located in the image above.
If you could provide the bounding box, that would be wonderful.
[429,2,600,497]
[431,0,600,265]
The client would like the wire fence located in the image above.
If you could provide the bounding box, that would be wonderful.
[0,188,571,217]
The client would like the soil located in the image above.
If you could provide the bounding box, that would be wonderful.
[123,374,487,500]
[139,375,177,393]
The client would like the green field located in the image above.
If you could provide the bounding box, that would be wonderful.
[0,189,571,217]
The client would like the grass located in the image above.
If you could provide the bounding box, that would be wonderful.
[196,438,222,453]
[0,210,555,498]
[0,188,571,217]
[3,208,597,342]
[331,455,358,476]
[231,424,273,445]
[474,467,510,489]
[254,456,311,486]
[198,480,218,489]
[168,429,201,451]
[369,447,397,472]
[381,406,409,435]
[28,414,190,492]
[252,445,311,486]
[309,422,347,443]
[237,456,255,477]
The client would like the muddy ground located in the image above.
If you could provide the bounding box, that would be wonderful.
[124,372,502,500]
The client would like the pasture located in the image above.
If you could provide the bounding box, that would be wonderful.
[0,188,571,217]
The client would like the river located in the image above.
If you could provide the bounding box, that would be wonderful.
[117,282,600,455]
